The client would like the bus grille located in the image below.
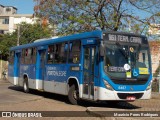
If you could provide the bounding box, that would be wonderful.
[112,79,148,85]
[117,93,144,99]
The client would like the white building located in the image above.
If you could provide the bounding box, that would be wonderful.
[9,14,36,33]
[0,4,36,34]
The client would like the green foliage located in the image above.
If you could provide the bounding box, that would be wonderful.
[35,0,160,36]
[0,33,17,58]
[0,22,52,59]
[17,22,52,44]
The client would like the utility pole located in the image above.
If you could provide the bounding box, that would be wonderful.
[17,25,20,46]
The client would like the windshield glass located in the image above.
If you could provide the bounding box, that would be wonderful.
[104,43,150,79]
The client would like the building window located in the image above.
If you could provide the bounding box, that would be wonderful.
[5,7,11,12]
[2,18,9,24]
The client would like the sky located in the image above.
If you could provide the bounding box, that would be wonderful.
[0,0,34,14]
[0,0,152,18]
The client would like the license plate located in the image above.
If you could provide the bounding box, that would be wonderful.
[126,96,136,101]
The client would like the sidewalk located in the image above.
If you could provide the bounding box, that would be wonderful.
[86,93,160,118]
[0,78,9,84]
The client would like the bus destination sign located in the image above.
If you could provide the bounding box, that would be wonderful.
[106,34,143,44]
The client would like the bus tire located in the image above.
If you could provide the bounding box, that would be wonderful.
[23,78,29,93]
[68,84,79,105]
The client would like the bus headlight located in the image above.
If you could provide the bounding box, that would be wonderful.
[103,80,114,91]
[146,82,152,90]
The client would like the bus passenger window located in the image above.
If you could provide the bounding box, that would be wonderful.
[69,41,81,64]
[21,49,25,64]
[55,44,62,63]
[47,43,67,64]
[31,48,36,64]
[25,48,32,64]
[59,43,67,63]
[47,45,54,64]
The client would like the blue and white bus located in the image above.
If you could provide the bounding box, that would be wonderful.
[8,30,152,104]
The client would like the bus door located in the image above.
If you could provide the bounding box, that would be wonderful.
[14,52,21,85]
[83,46,97,100]
[40,50,46,80]
[37,49,46,90]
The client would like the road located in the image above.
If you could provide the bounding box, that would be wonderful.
[0,80,160,120]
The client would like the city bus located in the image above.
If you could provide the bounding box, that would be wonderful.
[8,30,152,105]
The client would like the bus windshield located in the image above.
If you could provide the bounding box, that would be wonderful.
[104,43,150,80]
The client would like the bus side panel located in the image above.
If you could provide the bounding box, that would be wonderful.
[28,65,36,89]
[8,65,14,84]
[44,64,81,95]
[19,64,36,89]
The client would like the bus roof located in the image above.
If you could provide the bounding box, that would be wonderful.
[10,30,102,51]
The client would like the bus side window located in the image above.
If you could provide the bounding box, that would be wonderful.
[69,41,81,64]
[31,48,36,64]
[27,48,33,64]
[54,44,60,63]
[54,43,67,63]
[21,49,25,64]
[47,45,54,64]
[27,48,32,64]
[21,48,34,64]
[59,43,68,63]
[48,43,68,64]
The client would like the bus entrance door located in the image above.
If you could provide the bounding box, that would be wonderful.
[83,46,96,100]
[36,49,46,90]
[14,52,21,85]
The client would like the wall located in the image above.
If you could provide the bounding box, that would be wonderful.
[149,41,160,74]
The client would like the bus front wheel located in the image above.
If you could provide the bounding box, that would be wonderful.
[23,78,29,93]
[68,84,79,105]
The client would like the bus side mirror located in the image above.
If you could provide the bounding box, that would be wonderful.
[100,43,105,56]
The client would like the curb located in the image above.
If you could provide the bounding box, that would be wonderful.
[86,107,106,117]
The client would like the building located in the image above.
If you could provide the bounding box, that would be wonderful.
[0,4,17,15]
[0,4,36,34]
[8,14,36,33]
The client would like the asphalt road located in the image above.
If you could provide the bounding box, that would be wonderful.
[0,80,160,120]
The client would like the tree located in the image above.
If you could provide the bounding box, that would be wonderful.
[0,32,17,60]
[17,22,52,44]
[0,22,52,59]
[34,0,160,36]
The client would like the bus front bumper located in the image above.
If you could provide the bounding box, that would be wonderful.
[96,87,151,101]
